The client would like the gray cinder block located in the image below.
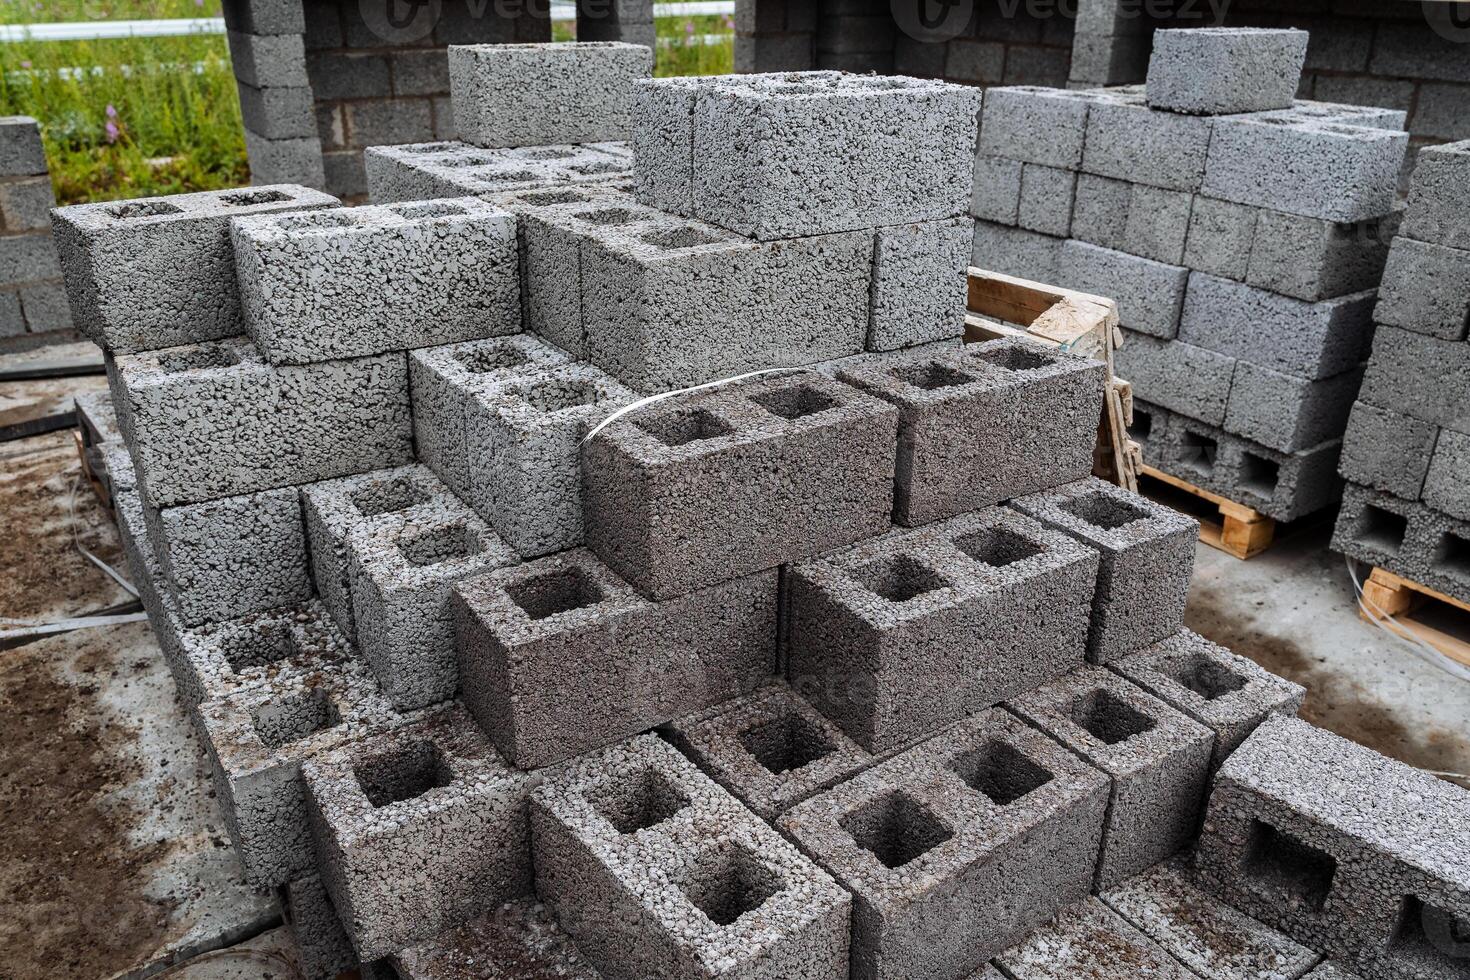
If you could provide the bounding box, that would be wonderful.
[869,216,971,351]
[149,485,312,627]
[978,86,1090,170]
[1013,478,1197,665]
[1110,629,1306,771]
[198,658,401,886]
[779,709,1110,979]
[1178,273,1377,381]
[1017,163,1076,238]
[408,335,570,497]
[582,372,896,600]
[1184,197,1259,281]
[1121,185,1193,266]
[226,30,308,88]
[0,232,61,287]
[1423,429,1470,523]
[1113,330,1236,427]
[1357,327,1470,433]
[1201,115,1407,224]
[113,337,413,507]
[1247,208,1397,304]
[51,185,338,353]
[242,129,326,190]
[235,83,316,140]
[0,115,47,176]
[449,42,652,148]
[785,507,1098,753]
[300,464,462,640]
[531,734,851,979]
[465,362,635,558]
[660,682,873,821]
[631,74,704,216]
[1099,859,1320,980]
[364,141,631,204]
[839,339,1105,526]
[1401,138,1470,252]
[1224,361,1365,455]
[1146,28,1308,116]
[1070,174,1131,253]
[1082,96,1214,192]
[1332,483,1470,603]
[1338,401,1437,501]
[277,875,358,980]
[347,503,519,711]
[1007,668,1214,889]
[994,897,1200,980]
[304,703,532,960]
[388,899,597,979]
[1193,715,1470,980]
[970,154,1022,226]
[971,219,1065,283]
[1060,241,1189,339]
[1374,237,1470,342]
[0,176,57,231]
[232,199,521,365]
[453,551,776,768]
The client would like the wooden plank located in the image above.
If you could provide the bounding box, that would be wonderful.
[1358,568,1470,668]
[0,355,106,382]
[0,409,75,443]
[1139,464,1274,560]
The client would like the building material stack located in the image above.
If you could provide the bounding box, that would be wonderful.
[1332,138,1470,606]
[0,115,70,341]
[51,46,1470,980]
[970,27,1410,524]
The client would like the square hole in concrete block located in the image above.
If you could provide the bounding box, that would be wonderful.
[750,384,836,421]
[590,767,691,835]
[1359,505,1408,555]
[397,522,478,567]
[1062,490,1149,530]
[1170,655,1247,701]
[218,189,291,207]
[739,713,836,775]
[390,201,467,221]
[575,207,641,225]
[401,142,457,154]
[517,380,604,414]
[1433,532,1470,584]
[524,147,575,160]
[276,211,357,231]
[221,621,300,673]
[952,740,1053,806]
[109,199,182,220]
[439,153,499,169]
[852,554,948,603]
[1070,689,1157,745]
[251,687,342,750]
[470,168,540,183]
[969,343,1053,373]
[455,345,531,374]
[517,189,590,206]
[1130,408,1154,444]
[953,526,1043,567]
[570,160,623,176]
[1389,895,1470,972]
[156,344,241,374]
[642,226,723,249]
[840,789,954,870]
[506,565,605,620]
[350,476,429,518]
[636,407,733,447]
[1180,430,1218,479]
[1243,820,1337,911]
[891,361,976,391]
[354,739,454,808]
[1239,452,1281,499]
[680,842,785,927]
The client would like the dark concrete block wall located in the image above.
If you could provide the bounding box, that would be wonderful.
[0,116,71,345]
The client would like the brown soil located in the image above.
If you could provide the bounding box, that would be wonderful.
[0,623,176,979]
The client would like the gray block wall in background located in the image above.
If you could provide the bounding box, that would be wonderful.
[0,116,71,343]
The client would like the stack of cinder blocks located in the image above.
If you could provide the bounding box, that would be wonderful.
[0,116,70,341]
[1332,137,1470,604]
[971,27,1410,523]
[58,47,1470,980]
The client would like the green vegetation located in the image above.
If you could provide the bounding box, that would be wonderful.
[655,14,733,78]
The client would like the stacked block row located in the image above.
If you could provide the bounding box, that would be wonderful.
[969,29,1409,521]
[0,116,69,340]
[1332,138,1470,603]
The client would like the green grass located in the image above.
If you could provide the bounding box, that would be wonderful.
[654,14,733,78]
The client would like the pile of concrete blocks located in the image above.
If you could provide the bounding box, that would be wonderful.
[1332,138,1470,605]
[0,116,70,343]
[970,27,1411,523]
[59,55,1470,980]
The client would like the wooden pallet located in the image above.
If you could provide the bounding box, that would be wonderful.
[1139,464,1275,560]
[1358,567,1470,668]
[964,268,1141,492]
[73,427,115,517]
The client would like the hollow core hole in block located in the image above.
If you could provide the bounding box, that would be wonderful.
[1239,452,1281,499]
[590,766,691,835]
[852,554,948,603]
[635,408,733,447]
[1171,654,1248,701]
[518,380,604,414]
[570,160,623,176]
[969,343,1053,373]
[1061,490,1149,531]
[951,740,1053,806]
[456,345,532,374]
[1242,820,1337,911]
[1130,408,1154,444]
[438,153,500,168]
[251,687,342,750]
[350,476,430,517]
[524,147,576,160]
[1070,688,1157,745]
[840,789,954,870]
[1359,504,1409,555]
[276,210,357,231]
[218,189,291,207]
[1432,532,1470,584]
[739,712,836,774]
[401,141,458,154]
[390,201,467,221]
[108,199,183,219]
[1180,430,1218,479]
[953,526,1043,567]
[506,565,605,620]
[470,168,540,183]
[221,621,300,673]
[397,522,478,567]
[517,189,590,206]
[156,344,241,374]
[750,384,836,421]
[1389,895,1470,972]
[892,361,975,391]
[575,207,641,226]
[642,226,723,250]
[680,842,785,927]
[355,739,454,808]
